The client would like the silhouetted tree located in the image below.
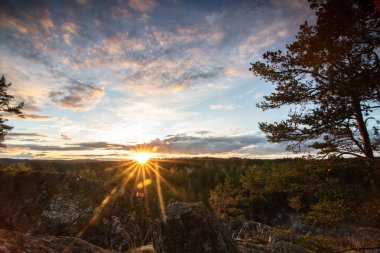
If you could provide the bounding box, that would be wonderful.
[0,75,24,147]
[250,0,380,162]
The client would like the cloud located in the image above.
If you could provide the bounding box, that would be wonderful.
[4,96,56,121]
[129,0,156,13]
[22,96,41,113]
[7,133,48,138]
[61,21,78,34]
[49,82,105,110]
[135,134,268,155]
[75,0,90,5]
[5,134,267,155]
[224,67,251,78]
[237,21,289,59]
[2,132,290,158]
[61,134,71,141]
[7,142,131,151]
[209,104,237,110]
[88,32,145,56]
[61,21,79,44]
[0,6,53,35]
[0,0,314,159]
[2,113,55,121]
[153,25,224,46]
[5,132,48,143]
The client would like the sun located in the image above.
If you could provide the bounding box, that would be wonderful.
[132,152,153,164]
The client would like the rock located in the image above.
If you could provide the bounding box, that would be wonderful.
[0,171,143,251]
[153,202,239,253]
[233,221,312,253]
[0,229,111,253]
[289,214,310,233]
[237,221,273,243]
[221,218,243,238]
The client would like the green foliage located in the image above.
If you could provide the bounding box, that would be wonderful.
[209,158,374,226]
[0,75,24,147]
[209,175,248,219]
[287,195,302,212]
[250,0,380,160]
[307,199,350,226]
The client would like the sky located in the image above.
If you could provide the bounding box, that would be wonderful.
[0,0,315,160]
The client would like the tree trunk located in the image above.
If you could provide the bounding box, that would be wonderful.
[352,98,379,193]
[352,98,374,160]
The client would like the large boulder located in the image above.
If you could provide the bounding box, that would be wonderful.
[153,202,239,253]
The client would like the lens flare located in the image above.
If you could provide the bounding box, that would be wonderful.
[64,151,179,252]
[133,152,153,164]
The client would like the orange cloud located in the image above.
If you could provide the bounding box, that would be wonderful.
[129,0,156,13]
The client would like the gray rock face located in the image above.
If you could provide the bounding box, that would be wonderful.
[237,221,273,242]
[153,202,239,253]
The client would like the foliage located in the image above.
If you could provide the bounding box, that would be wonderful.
[296,232,335,252]
[250,0,380,160]
[0,75,24,147]
[209,158,374,226]
[2,157,378,230]
[1,163,31,174]
[307,199,350,226]
[287,195,302,212]
[209,175,248,219]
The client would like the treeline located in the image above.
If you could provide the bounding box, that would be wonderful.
[1,157,379,228]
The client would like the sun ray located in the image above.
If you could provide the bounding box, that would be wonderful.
[63,155,184,253]
[131,165,143,199]
[142,165,149,204]
[154,162,167,223]
[146,163,185,200]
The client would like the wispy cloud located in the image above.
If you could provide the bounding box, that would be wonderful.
[209,104,237,110]
[49,82,105,110]
[7,133,48,138]
[61,134,71,141]
[2,113,55,121]
[128,0,156,13]
[138,134,268,155]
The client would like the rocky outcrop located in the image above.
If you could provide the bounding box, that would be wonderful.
[0,229,111,253]
[234,221,312,253]
[153,202,239,253]
[0,171,142,251]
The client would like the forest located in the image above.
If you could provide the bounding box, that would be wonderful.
[1,157,379,251]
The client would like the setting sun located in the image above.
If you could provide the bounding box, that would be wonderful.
[132,152,153,164]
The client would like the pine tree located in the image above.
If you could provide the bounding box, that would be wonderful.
[250,0,380,161]
[0,75,24,147]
